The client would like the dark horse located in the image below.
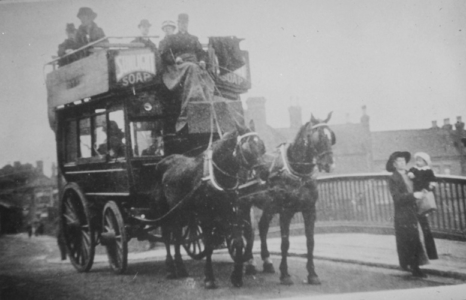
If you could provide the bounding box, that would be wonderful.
[245,112,335,285]
[154,121,265,289]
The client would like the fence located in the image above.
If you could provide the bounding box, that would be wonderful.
[260,173,466,240]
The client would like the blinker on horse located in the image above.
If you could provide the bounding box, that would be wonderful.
[154,120,266,289]
[246,112,335,286]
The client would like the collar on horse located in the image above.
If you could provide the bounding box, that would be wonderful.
[202,131,260,191]
[270,143,316,182]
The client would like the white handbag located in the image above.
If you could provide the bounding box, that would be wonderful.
[416,191,437,215]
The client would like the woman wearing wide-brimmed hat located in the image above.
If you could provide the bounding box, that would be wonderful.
[386,151,430,278]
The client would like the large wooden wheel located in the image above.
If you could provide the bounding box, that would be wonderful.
[60,183,95,272]
[182,219,207,260]
[101,201,128,274]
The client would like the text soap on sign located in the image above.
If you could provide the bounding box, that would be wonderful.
[115,52,156,83]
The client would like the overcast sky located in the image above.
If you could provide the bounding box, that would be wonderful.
[1,0,465,174]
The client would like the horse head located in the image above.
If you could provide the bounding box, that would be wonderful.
[293,112,335,173]
[212,120,266,187]
[232,120,266,171]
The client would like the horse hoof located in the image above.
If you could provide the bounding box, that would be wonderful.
[205,280,218,289]
[307,275,321,285]
[263,262,275,274]
[231,278,243,288]
[245,265,257,275]
[280,276,294,285]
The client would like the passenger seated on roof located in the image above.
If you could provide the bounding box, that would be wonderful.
[97,121,125,158]
[131,19,157,52]
[57,23,80,67]
[75,7,106,57]
[159,13,214,132]
[158,20,176,51]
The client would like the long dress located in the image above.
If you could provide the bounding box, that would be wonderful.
[388,170,434,268]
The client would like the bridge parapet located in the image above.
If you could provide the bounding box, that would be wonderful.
[262,173,466,241]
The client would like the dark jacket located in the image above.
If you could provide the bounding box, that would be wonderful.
[388,170,437,268]
[408,167,436,192]
[131,36,157,52]
[160,31,206,65]
[57,38,80,67]
[75,22,105,56]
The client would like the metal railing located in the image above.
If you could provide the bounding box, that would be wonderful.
[261,173,466,240]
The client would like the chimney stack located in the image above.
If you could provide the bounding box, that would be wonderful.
[36,160,43,174]
[14,161,20,169]
[288,106,302,130]
[360,105,370,127]
[442,118,453,130]
[246,97,267,132]
[455,116,465,131]
[431,120,439,129]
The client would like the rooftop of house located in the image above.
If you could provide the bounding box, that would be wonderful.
[372,128,460,161]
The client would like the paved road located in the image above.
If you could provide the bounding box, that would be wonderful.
[1,233,464,300]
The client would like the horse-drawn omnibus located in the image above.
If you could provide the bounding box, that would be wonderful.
[45,36,256,277]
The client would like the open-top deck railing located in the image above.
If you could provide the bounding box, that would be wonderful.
[262,173,466,240]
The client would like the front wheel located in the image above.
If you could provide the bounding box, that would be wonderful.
[101,201,128,274]
[182,219,207,260]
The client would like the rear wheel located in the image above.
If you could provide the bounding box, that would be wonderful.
[60,184,95,272]
[182,219,207,260]
[101,201,128,274]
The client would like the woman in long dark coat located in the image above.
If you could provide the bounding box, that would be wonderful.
[386,151,437,278]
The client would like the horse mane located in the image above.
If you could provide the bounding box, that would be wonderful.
[288,121,315,175]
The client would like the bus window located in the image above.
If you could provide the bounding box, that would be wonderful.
[130,120,164,157]
[65,120,77,162]
[107,111,125,158]
[79,118,92,158]
[93,114,107,157]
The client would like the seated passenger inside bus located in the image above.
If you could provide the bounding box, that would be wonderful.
[97,121,125,158]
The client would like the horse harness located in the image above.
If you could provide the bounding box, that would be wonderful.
[268,143,317,186]
[202,132,262,191]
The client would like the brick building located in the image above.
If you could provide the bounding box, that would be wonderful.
[245,97,466,176]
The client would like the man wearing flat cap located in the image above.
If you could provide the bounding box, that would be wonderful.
[75,7,106,56]
[57,23,80,67]
[131,19,157,52]
[160,13,214,132]
[386,151,434,278]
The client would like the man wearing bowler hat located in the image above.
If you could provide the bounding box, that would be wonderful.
[75,7,105,55]
[131,19,157,52]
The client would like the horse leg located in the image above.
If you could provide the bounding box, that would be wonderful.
[203,227,217,289]
[173,225,189,278]
[302,208,321,285]
[230,223,245,288]
[279,210,294,285]
[162,225,176,279]
[259,207,275,273]
[242,205,257,276]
